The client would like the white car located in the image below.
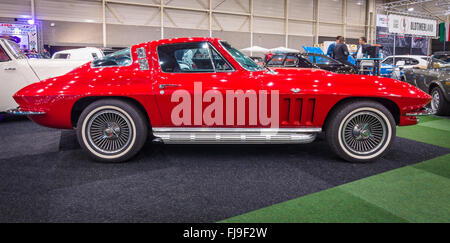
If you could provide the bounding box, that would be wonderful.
[0,38,88,112]
[381,55,429,69]
[52,47,104,61]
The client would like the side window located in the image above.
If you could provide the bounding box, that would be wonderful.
[383,57,393,65]
[158,42,214,73]
[284,55,298,66]
[54,53,70,59]
[315,55,330,64]
[267,55,285,66]
[210,46,233,71]
[297,56,314,68]
[407,58,419,65]
[0,46,10,62]
[91,48,131,67]
[395,58,406,66]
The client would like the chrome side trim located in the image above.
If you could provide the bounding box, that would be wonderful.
[152,127,321,144]
[6,108,45,116]
[153,127,322,133]
[405,108,436,117]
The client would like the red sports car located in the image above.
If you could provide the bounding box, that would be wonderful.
[9,37,432,163]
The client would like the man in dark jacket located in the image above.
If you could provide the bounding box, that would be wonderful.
[327,36,341,58]
[333,36,354,67]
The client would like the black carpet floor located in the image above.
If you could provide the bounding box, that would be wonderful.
[0,119,448,222]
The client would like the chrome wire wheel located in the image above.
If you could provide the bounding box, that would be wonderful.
[431,90,440,112]
[341,111,387,155]
[86,109,133,155]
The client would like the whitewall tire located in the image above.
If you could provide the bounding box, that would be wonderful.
[76,99,148,163]
[326,100,396,163]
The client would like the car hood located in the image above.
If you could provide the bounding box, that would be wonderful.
[25,59,89,80]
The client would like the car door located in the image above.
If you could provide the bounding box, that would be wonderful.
[152,41,260,127]
[0,40,39,111]
[423,60,441,88]
[413,60,432,92]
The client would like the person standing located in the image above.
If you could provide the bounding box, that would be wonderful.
[333,36,354,67]
[42,48,51,59]
[355,37,370,59]
[264,51,274,63]
[327,36,341,58]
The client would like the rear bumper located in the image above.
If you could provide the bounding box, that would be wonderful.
[6,108,46,116]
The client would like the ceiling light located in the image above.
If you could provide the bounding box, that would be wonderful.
[408,7,414,11]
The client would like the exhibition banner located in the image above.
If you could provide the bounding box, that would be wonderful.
[0,23,38,50]
[388,14,437,37]
[376,14,429,56]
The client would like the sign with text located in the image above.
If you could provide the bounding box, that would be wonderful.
[388,15,437,37]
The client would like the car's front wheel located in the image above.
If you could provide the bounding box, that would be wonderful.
[326,100,396,163]
[76,99,148,163]
[430,87,450,116]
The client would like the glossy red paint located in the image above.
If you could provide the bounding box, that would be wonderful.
[13,37,431,130]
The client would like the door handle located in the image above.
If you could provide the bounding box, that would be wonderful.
[4,67,16,71]
[159,84,180,89]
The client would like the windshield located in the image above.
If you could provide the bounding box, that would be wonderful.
[219,41,264,71]
[2,39,26,59]
[91,48,131,67]
[431,57,450,70]
[434,54,450,63]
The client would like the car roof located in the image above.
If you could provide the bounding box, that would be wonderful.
[54,47,101,54]
[147,37,222,46]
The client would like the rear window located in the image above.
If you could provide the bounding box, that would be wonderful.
[267,55,285,66]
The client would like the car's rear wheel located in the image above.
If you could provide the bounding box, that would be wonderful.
[326,100,396,163]
[76,99,148,163]
[430,87,450,116]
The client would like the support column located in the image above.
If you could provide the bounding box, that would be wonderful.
[160,0,164,39]
[209,0,212,37]
[102,0,106,47]
[313,0,319,44]
[285,0,289,48]
[250,0,254,56]
[343,0,347,39]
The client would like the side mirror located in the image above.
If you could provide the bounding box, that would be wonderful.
[396,60,405,66]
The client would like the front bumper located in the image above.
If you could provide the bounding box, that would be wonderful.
[405,108,436,117]
[6,108,46,116]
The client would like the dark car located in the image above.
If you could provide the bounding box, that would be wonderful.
[302,53,356,74]
[266,52,355,74]
[403,53,450,115]
[266,52,316,68]
[433,51,450,63]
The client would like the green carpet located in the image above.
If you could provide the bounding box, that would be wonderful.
[220,116,450,223]
[397,116,450,149]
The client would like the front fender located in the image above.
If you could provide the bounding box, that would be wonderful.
[430,80,450,102]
